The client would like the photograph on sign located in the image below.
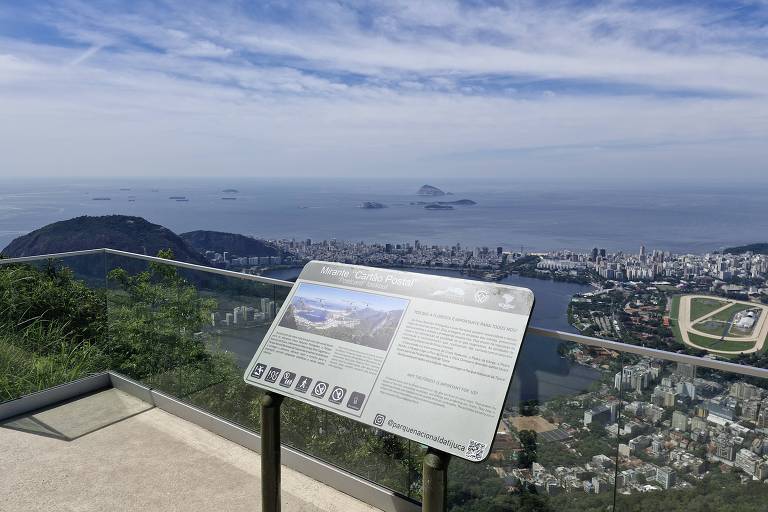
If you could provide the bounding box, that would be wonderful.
[244,261,534,462]
[279,283,407,351]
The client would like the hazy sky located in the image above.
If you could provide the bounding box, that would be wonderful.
[1,1,767,181]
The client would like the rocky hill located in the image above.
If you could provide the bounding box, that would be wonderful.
[2,215,208,264]
[180,230,280,257]
[722,243,768,255]
[417,184,447,196]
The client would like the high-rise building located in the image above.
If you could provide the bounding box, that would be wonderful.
[714,434,737,461]
[743,400,761,422]
[655,467,675,489]
[730,382,760,401]
[672,410,688,432]
[735,448,762,477]
[674,362,697,380]
[691,416,707,433]
[757,400,768,428]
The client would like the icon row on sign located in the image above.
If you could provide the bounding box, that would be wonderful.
[250,363,366,411]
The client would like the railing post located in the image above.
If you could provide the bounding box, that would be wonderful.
[422,447,451,512]
[261,391,283,512]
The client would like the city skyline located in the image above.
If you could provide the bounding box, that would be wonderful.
[1,1,767,181]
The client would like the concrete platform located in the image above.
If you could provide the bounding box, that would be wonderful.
[0,389,378,512]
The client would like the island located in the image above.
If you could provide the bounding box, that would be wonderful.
[417,184,447,196]
[222,189,239,193]
[411,199,476,206]
[359,202,387,209]
[424,203,453,210]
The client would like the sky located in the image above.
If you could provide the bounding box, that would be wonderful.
[0,0,767,182]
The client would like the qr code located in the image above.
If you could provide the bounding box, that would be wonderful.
[466,440,486,461]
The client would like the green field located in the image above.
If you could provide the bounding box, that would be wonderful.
[692,319,729,337]
[709,303,751,323]
[669,295,680,320]
[687,332,756,352]
[726,327,752,338]
[689,297,728,321]
[669,296,684,344]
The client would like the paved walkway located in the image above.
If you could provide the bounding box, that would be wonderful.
[0,389,378,512]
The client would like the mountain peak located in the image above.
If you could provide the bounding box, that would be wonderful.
[2,215,207,264]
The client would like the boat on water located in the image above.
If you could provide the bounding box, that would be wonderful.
[175,198,190,202]
[221,197,237,200]
[92,197,111,201]
[169,196,187,200]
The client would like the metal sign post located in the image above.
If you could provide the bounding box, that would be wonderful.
[261,391,283,512]
[422,448,451,512]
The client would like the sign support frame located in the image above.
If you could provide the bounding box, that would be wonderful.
[260,388,451,512]
[261,391,283,512]
[422,447,451,512]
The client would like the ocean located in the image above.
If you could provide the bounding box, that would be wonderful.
[1,177,764,255]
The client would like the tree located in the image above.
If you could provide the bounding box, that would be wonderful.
[106,249,217,380]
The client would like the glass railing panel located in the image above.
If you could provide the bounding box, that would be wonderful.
[280,397,415,497]
[104,252,416,497]
[614,356,768,510]
[104,252,269,428]
[0,252,107,403]
[421,335,623,511]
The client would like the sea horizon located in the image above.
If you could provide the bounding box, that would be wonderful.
[1,177,766,256]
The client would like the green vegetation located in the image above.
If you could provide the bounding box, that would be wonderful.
[180,230,280,258]
[687,332,754,352]
[0,261,106,400]
[691,319,728,336]
[612,471,768,512]
[709,303,750,323]
[689,297,727,321]
[722,242,768,255]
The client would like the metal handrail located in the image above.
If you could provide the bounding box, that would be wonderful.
[103,248,293,287]
[0,248,105,263]
[3,248,768,379]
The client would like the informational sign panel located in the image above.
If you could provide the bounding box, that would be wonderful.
[244,261,534,462]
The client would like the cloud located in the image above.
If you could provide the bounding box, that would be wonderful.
[68,43,102,66]
[0,0,766,180]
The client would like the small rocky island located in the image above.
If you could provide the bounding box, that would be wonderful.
[417,184,447,196]
[411,199,476,206]
[359,201,387,209]
[424,203,453,210]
